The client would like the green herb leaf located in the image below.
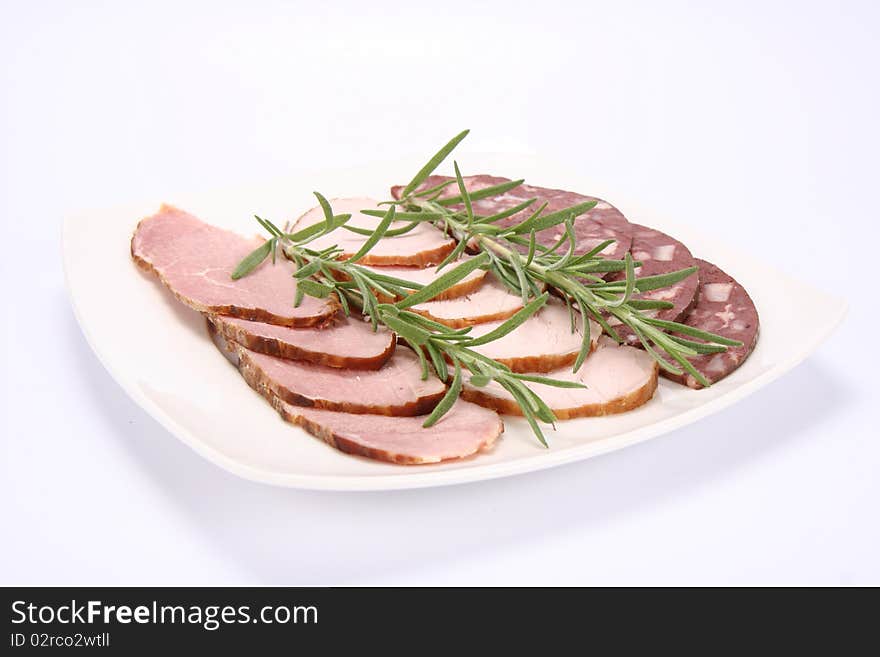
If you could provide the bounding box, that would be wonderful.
[627,299,675,310]
[511,373,586,388]
[313,191,335,224]
[293,260,322,279]
[425,342,449,381]
[231,239,274,280]
[512,200,597,234]
[286,220,329,244]
[422,360,462,427]
[343,221,420,237]
[478,197,537,226]
[602,252,637,309]
[434,236,468,272]
[296,279,335,298]
[348,205,396,263]
[508,249,531,305]
[620,266,698,292]
[414,178,457,199]
[382,313,431,346]
[437,178,525,207]
[360,209,444,222]
[525,229,537,267]
[414,345,430,381]
[642,317,743,346]
[395,253,489,308]
[453,161,474,227]
[401,129,470,198]
[572,314,592,372]
[465,293,548,347]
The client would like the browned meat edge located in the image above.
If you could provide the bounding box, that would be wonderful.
[131,218,340,328]
[206,315,396,371]
[334,268,487,303]
[410,304,521,329]
[351,240,457,268]
[208,319,445,416]
[275,402,502,465]
[493,347,592,374]
[461,363,658,419]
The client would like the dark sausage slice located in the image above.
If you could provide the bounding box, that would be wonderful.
[606,223,699,345]
[662,259,759,389]
[393,175,633,264]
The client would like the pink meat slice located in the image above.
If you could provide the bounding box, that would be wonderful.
[287,197,456,267]
[468,300,601,373]
[132,204,337,327]
[411,276,525,328]
[605,223,699,345]
[280,400,503,465]
[392,175,633,263]
[210,321,446,416]
[662,259,760,389]
[360,256,488,301]
[463,337,658,419]
[207,314,396,370]
[209,322,502,464]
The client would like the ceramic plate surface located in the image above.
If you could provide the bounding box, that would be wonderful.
[63,154,847,490]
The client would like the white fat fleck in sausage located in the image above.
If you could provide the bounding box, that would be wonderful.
[703,282,733,302]
[652,244,676,261]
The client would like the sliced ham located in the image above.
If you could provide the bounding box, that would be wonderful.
[468,301,601,373]
[210,320,445,416]
[462,337,658,419]
[287,197,456,267]
[132,204,338,327]
[662,259,759,389]
[207,314,396,370]
[360,256,487,302]
[393,175,633,264]
[410,276,525,328]
[210,321,502,464]
[278,400,503,465]
[606,223,699,345]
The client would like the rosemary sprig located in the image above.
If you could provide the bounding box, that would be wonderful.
[231,194,584,445]
[231,130,742,446]
[388,132,741,386]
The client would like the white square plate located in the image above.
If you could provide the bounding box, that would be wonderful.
[63,154,847,490]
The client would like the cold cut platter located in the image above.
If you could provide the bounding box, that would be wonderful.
[63,133,846,489]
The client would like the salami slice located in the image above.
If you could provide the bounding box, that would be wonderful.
[606,223,699,345]
[393,175,633,263]
[662,259,759,389]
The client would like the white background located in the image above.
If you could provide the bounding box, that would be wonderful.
[2,0,878,585]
